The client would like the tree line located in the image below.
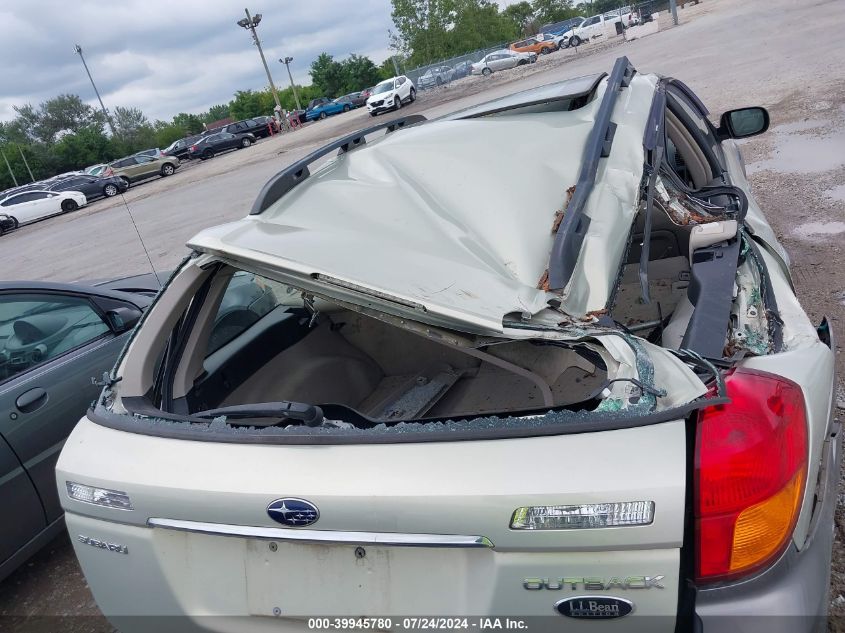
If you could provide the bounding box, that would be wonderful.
[388,0,608,67]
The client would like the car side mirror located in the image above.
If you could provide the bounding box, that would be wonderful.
[717,107,769,140]
[106,306,143,333]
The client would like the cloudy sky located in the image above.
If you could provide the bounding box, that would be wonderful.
[0,0,523,124]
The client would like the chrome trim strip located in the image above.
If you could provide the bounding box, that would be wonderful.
[147,518,494,548]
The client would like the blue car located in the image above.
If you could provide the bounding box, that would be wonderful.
[305,96,354,121]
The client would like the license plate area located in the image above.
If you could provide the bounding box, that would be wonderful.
[246,540,491,616]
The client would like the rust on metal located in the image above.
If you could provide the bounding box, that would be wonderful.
[537,269,550,291]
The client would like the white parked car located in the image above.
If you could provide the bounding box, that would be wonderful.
[366,75,416,116]
[0,190,86,227]
[561,11,630,47]
[471,49,536,75]
[57,58,838,632]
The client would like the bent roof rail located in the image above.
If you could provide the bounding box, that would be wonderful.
[250,114,427,215]
[547,56,636,291]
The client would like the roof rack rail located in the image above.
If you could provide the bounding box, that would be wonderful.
[547,56,636,291]
[250,114,427,215]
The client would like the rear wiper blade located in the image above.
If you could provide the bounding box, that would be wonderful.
[191,401,324,427]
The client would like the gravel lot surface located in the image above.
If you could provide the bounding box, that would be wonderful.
[1,0,844,630]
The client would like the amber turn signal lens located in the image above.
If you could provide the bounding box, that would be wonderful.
[730,470,804,573]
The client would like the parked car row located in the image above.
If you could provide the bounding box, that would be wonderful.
[0,116,282,239]
[162,135,203,161]
[0,168,135,237]
[299,92,367,122]
[0,153,182,238]
[0,189,87,235]
[160,117,275,162]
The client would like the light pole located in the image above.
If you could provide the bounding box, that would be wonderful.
[1,149,18,187]
[237,9,282,112]
[74,44,116,136]
[279,56,301,110]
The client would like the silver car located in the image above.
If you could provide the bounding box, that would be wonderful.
[418,65,456,89]
[471,49,536,75]
[57,58,838,632]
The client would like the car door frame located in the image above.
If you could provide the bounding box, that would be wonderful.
[132,155,159,178]
[219,132,238,151]
[0,283,150,524]
[580,15,603,39]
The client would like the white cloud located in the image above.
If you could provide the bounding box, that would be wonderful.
[0,0,396,121]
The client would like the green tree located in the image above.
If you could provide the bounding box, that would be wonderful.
[389,0,454,65]
[172,112,205,135]
[0,142,47,190]
[153,122,187,149]
[502,1,536,35]
[339,54,384,93]
[204,104,231,123]
[13,95,105,145]
[378,56,400,80]
[52,126,112,172]
[309,53,347,97]
[112,106,157,154]
[450,0,519,52]
[390,0,520,66]
[530,0,579,25]
[590,0,628,14]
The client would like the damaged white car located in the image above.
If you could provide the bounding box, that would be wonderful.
[57,57,838,632]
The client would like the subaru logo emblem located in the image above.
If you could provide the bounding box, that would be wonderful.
[267,498,319,527]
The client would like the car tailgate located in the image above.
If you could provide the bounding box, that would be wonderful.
[58,416,687,628]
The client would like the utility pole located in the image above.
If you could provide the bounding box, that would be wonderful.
[1,149,18,187]
[669,0,679,25]
[18,146,34,182]
[237,9,282,112]
[279,56,301,110]
[74,44,117,136]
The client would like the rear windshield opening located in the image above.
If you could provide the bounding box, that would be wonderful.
[143,269,609,431]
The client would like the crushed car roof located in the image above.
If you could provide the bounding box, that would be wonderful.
[188,71,658,335]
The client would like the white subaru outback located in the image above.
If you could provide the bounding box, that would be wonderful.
[57,58,838,633]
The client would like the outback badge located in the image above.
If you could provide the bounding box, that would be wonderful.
[555,596,634,619]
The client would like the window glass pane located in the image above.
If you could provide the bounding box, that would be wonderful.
[205,272,286,357]
[0,294,110,383]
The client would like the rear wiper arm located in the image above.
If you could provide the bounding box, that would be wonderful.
[191,401,324,427]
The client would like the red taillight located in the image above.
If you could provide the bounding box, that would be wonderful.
[695,368,807,582]
[190,145,197,151]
